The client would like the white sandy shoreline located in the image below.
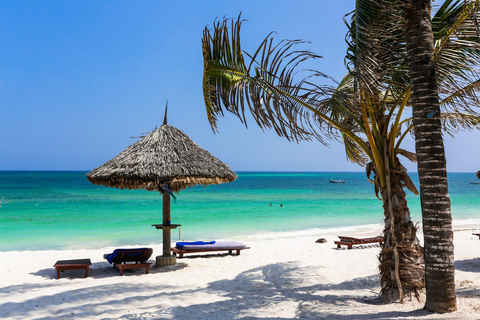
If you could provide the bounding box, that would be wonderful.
[1,222,480,319]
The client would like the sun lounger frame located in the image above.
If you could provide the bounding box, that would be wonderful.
[115,261,152,276]
[473,233,480,239]
[334,236,384,249]
[171,246,250,258]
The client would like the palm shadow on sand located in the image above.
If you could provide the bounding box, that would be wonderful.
[0,260,446,320]
[455,258,480,273]
[31,260,188,280]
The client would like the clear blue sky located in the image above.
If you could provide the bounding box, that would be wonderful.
[1,1,479,172]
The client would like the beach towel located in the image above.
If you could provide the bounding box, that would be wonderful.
[175,241,216,250]
[104,248,151,264]
[175,241,247,250]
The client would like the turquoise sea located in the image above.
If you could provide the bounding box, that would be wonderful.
[1,171,479,252]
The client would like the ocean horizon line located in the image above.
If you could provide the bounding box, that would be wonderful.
[0,169,478,174]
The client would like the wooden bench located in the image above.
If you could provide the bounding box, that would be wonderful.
[473,233,480,239]
[334,236,384,249]
[171,241,250,258]
[104,248,153,276]
[171,246,250,258]
[54,259,92,279]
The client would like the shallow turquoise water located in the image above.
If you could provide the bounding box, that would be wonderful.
[0,171,479,251]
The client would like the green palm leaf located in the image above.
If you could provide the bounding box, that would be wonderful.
[203,16,370,154]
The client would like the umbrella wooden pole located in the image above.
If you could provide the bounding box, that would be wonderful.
[162,191,171,257]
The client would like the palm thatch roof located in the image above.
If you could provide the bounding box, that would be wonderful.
[476,170,480,180]
[86,122,237,193]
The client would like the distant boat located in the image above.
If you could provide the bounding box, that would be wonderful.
[329,178,346,183]
[471,171,480,184]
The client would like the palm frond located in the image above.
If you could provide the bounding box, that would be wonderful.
[433,0,480,118]
[441,112,480,135]
[352,0,480,139]
[202,15,249,131]
[342,131,369,165]
[394,148,417,162]
[346,0,408,96]
[202,15,371,149]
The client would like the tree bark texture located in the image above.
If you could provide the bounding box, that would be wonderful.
[404,0,457,312]
[378,165,424,301]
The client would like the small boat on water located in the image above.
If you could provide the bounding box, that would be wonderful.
[329,178,346,183]
[471,170,480,184]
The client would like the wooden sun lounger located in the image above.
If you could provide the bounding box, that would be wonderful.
[103,248,153,276]
[171,241,250,258]
[473,233,480,239]
[334,236,384,249]
[171,246,250,258]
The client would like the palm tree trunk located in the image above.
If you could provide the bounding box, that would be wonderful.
[404,0,457,313]
[378,165,424,301]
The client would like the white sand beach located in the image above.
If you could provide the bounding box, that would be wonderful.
[1,224,480,320]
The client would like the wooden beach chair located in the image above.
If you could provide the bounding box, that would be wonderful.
[103,248,153,275]
[171,241,250,258]
[473,233,480,239]
[334,236,384,249]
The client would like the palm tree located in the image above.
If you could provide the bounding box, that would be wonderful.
[357,0,480,311]
[201,2,480,301]
[403,0,467,313]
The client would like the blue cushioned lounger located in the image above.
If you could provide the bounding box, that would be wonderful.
[103,248,153,275]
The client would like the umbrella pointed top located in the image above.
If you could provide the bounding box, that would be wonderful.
[163,101,168,125]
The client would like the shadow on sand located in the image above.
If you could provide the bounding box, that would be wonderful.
[31,260,188,280]
[0,259,456,320]
[455,258,480,273]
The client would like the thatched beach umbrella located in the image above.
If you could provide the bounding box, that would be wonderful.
[87,109,237,266]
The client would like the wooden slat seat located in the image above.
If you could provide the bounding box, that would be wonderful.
[334,236,384,249]
[172,241,250,258]
[54,259,92,279]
